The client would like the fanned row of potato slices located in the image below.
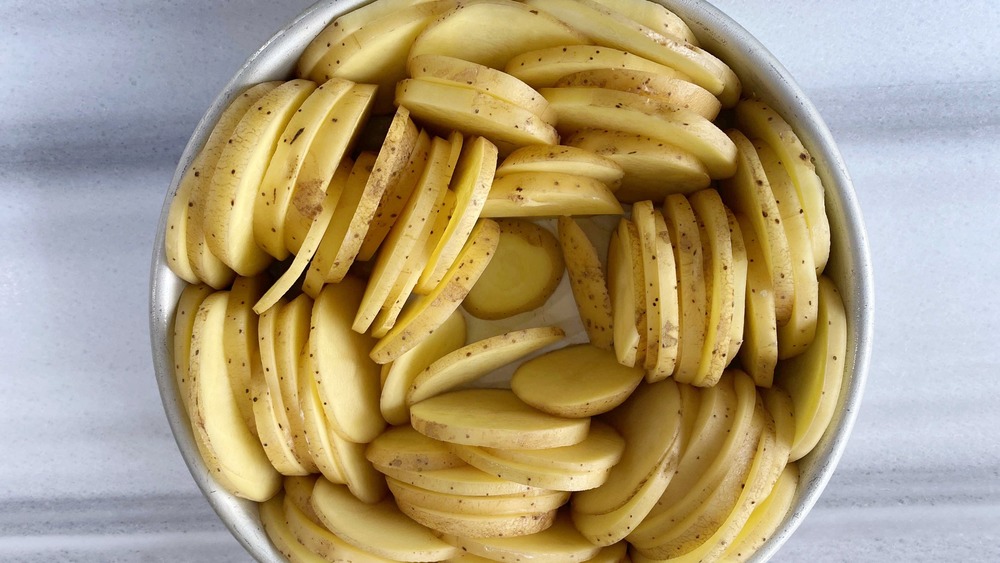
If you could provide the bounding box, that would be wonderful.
[163,0,849,561]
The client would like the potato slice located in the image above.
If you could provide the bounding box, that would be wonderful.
[542,87,736,179]
[720,463,799,562]
[370,219,500,363]
[376,463,542,497]
[565,129,710,203]
[736,100,830,272]
[272,296,321,472]
[569,380,682,518]
[587,541,629,563]
[451,443,611,491]
[254,79,354,260]
[283,475,321,524]
[411,389,590,449]
[720,130,794,324]
[554,69,720,120]
[397,497,557,537]
[260,493,326,563]
[408,326,566,405]
[204,80,316,275]
[525,0,740,106]
[630,202,662,373]
[297,347,348,485]
[557,217,614,349]
[652,210,681,380]
[483,172,622,218]
[443,512,601,563]
[661,194,707,384]
[463,219,564,319]
[409,0,589,70]
[387,477,569,515]
[165,163,201,284]
[506,45,688,90]
[496,145,624,188]
[250,353,312,476]
[397,79,559,155]
[737,213,779,387]
[512,344,644,418]
[776,276,847,461]
[222,277,267,436]
[607,220,644,368]
[589,0,699,45]
[726,209,749,363]
[188,292,281,501]
[310,277,386,443]
[284,493,396,563]
[380,310,466,425]
[484,420,625,474]
[757,143,819,359]
[366,425,464,471]
[173,284,215,416]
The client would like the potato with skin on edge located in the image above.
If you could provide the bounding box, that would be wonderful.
[395,497,557,538]
[443,512,601,563]
[505,45,690,90]
[608,218,647,368]
[366,425,465,472]
[374,463,543,496]
[386,477,569,515]
[485,419,625,474]
[553,68,720,121]
[482,172,623,218]
[496,145,624,189]
[557,216,614,350]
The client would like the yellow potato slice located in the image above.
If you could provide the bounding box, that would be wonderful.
[411,389,590,449]
[565,129,710,203]
[408,326,566,405]
[542,87,736,179]
[188,292,281,501]
[182,82,279,288]
[506,45,688,89]
[483,172,623,218]
[736,100,831,272]
[688,189,735,387]
[589,0,699,45]
[757,143,819,359]
[720,130,794,324]
[396,78,559,155]
[572,379,681,516]
[409,0,589,70]
[254,78,354,260]
[726,209,749,364]
[720,463,799,562]
[397,497,557,537]
[463,219,564,319]
[296,348,348,485]
[443,512,601,563]
[451,443,612,491]
[652,211,681,379]
[661,195,706,383]
[737,213,779,387]
[776,276,847,461]
[631,201,674,377]
[285,84,378,255]
[586,541,629,563]
[250,351,311,476]
[310,277,386,443]
[260,493,326,563]
[173,284,215,416]
[485,420,625,474]
[387,477,569,515]
[283,475,321,524]
[165,166,200,284]
[370,219,500,363]
[417,135,499,293]
[609,218,647,368]
[554,69,720,120]
[524,0,740,106]
[269,297,320,472]
[496,145,624,188]
[284,493,396,563]
[366,425,464,471]
[222,277,267,436]
[557,217,614,350]
[204,80,316,275]
[294,157,352,298]
[511,344,644,418]
[375,463,542,496]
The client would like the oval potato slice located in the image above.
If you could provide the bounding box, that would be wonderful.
[720,463,799,562]
[554,69,720,120]
[737,213,779,387]
[283,493,396,563]
[443,512,601,563]
[726,209,749,363]
[173,283,216,417]
[484,420,625,474]
[608,219,647,368]
[283,475,321,525]
[366,425,465,472]
[297,348,348,485]
[496,145,624,188]
[374,463,541,496]
[396,498,557,538]
[661,195,706,383]
[259,493,326,563]
[506,45,689,90]
[589,0,699,45]
[450,443,612,491]
[482,171,623,218]
[223,277,268,435]
[387,477,569,515]
[557,217,614,350]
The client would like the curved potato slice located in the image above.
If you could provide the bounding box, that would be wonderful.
[661,194,706,383]
[259,493,326,563]
[284,493,396,563]
[506,45,688,89]
[396,497,557,537]
[726,209,749,363]
[737,213,779,387]
[173,284,215,417]
[451,443,611,491]
[483,172,622,218]
[608,219,647,368]
[443,512,601,563]
[366,425,465,471]
[485,420,625,474]
[387,477,569,515]
[557,217,614,350]
[554,69,720,120]
[374,464,541,496]
[589,0,699,45]
[496,145,624,188]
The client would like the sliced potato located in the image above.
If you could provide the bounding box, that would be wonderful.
[720,463,799,562]
[260,493,326,563]
[396,497,557,537]
[173,284,215,416]
[297,158,354,297]
[505,45,688,90]
[652,210,681,380]
[273,295,321,467]
[586,541,629,563]
[374,464,541,496]
[737,213,779,387]
[482,171,623,218]
[164,159,201,284]
[443,512,601,563]
[512,344,644,418]
[451,444,611,491]
[223,276,267,436]
[630,201,663,374]
[387,477,569,515]
[557,217,614,350]
[726,209,749,364]
[484,420,625,474]
[463,219,564,319]
[251,354,313,476]
[554,68,718,120]
[565,128,710,203]
[297,347,348,485]
[608,218,647,368]
[589,0,699,45]
[366,425,465,471]
[496,145,624,189]
[409,0,589,70]
[283,476,321,525]
[661,194,706,384]
[283,493,396,563]
[410,388,590,449]
[408,326,566,405]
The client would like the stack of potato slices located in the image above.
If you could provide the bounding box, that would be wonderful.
[163,0,849,561]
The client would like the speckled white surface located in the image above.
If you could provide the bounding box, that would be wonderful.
[1,0,998,561]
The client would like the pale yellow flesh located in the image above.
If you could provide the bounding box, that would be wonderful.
[450,443,612,491]
[554,69,720,120]
[374,463,542,496]
[274,296,321,474]
[284,493,396,563]
[408,326,566,405]
[223,276,267,437]
[726,209,749,363]
[251,353,313,476]
[298,158,354,298]
[496,145,624,188]
[396,497,557,537]
[259,493,326,563]
[557,217,614,350]
[443,513,601,563]
[629,202,665,376]
[387,477,569,515]
[283,475,320,524]
[486,419,625,474]
[720,463,799,562]
[511,344,645,418]
[482,171,623,218]
[366,425,465,471]
[661,194,706,384]
[297,349,348,485]
[164,166,199,284]
[737,213,779,388]
[589,0,699,45]
[607,224,641,367]
[173,284,215,417]
[505,45,689,89]
[651,211,681,380]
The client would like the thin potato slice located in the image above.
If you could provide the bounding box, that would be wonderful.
[506,45,689,90]
[726,209,749,363]
[164,165,200,284]
[297,158,354,297]
[482,172,623,218]
[443,512,601,563]
[223,276,268,436]
[173,283,215,416]
[586,541,629,563]
[651,211,680,380]
[284,493,396,563]
[283,475,320,524]
[366,425,465,471]
[589,0,699,45]
[720,463,799,562]
[451,443,612,491]
[409,0,589,70]
[553,71,720,120]
[607,222,642,368]
[565,129,710,203]
[485,420,625,474]
[410,389,590,449]
[511,344,644,418]
[374,464,542,496]
[370,219,500,364]
[408,326,566,405]
[396,498,557,537]
[464,219,565,319]
[661,194,706,384]
[251,355,312,476]
[387,477,569,515]
[273,295,320,468]
[557,217,614,350]
[260,493,326,563]
[630,201,664,373]
[496,145,624,189]
[737,213,779,387]
[297,347,348,485]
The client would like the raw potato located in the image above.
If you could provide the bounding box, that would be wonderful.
[284,492,397,563]
[484,420,625,474]
[482,172,623,218]
[726,209,749,363]
[661,194,707,384]
[630,201,664,374]
[366,425,465,471]
[311,479,458,562]
[396,497,557,537]
[496,145,624,188]
[450,443,612,491]
[737,213,779,388]
[506,45,688,89]
[408,0,590,70]
[223,276,267,436]
[565,129,710,203]
[298,158,355,298]
[775,276,847,462]
[554,68,720,121]
[607,220,645,368]
[374,463,541,496]
[173,284,215,416]
[589,0,699,45]
[410,388,590,449]
[408,326,566,405]
[283,475,320,524]
[650,210,681,380]
[557,217,614,349]
[387,477,569,515]
[259,493,326,563]
[443,512,601,563]
[511,344,645,418]
[251,352,314,476]
[297,355,348,485]
[463,219,565,319]
[720,463,799,562]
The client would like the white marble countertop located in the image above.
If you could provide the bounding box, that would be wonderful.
[2,0,998,561]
